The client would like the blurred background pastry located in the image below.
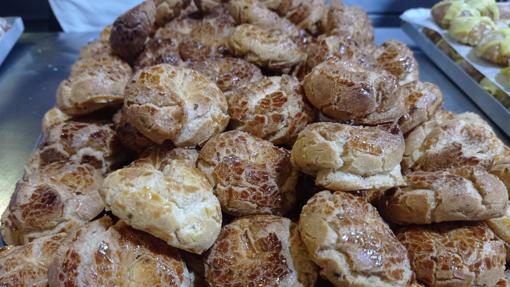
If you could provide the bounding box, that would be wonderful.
[448,16,496,46]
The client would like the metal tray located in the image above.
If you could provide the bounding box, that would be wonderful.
[0,17,24,67]
[402,22,510,138]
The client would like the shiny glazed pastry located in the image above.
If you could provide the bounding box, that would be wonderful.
[380,166,508,225]
[205,215,318,287]
[0,161,103,245]
[187,57,263,92]
[197,131,298,216]
[398,223,506,287]
[303,58,404,125]
[299,191,413,287]
[431,0,481,29]
[226,75,315,145]
[475,27,510,66]
[47,217,193,287]
[101,148,222,254]
[374,40,419,85]
[397,81,444,134]
[403,111,509,172]
[0,233,66,286]
[56,55,132,116]
[124,64,229,146]
[228,24,306,72]
[449,16,496,46]
[291,122,405,191]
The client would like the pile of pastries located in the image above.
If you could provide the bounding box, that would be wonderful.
[1,0,510,286]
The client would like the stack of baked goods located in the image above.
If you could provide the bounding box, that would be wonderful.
[1,0,509,286]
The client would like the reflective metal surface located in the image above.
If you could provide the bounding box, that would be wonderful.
[0,29,508,246]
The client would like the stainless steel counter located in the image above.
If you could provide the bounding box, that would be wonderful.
[0,29,508,244]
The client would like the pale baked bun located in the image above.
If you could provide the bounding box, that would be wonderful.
[187,56,263,92]
[491,153,510,193]
[397,222,506,287]
[124,64,229,146]
[228,24,306,72]
[322,5,374,48]
[487,205,510,262]
[431,0,480,29]
[41,107,72,134]
[475,27,510,66]
[101,149,221,254]
[374,40,419,86]
[299,191,413,287]
[291,122,405,191]
[47,217,192,287]
[35,121,124,173]
[0,233,66,286]
[0,161,103,245]
[56,55,132,116]
[110,0,157,64]
[205,215,318,287]
[226,75,315,145]
[403,111,509,172]
[303,58,404,125]
[449,16,496,46]
[397,81,444,134]
[197,130,298,216]
[380,166,508,225]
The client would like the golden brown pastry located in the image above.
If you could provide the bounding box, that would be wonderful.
[303,58,404,125]
[186,56,263,92]
[397,222,506,287]
[475,27,510,66]
[56,55,132,116]
[322,5,375,49]
[299,191,413,287]
[374,40,419,85]
[101,148,221,254]
[431,0,481,29]
[79,26,113,60]
[112,108,155,153]
[194,0,225,13]
[35,121,124,173]
[263,0,326,35]
[397,81,444,134]
[449,16,496,46]
[41,107,72,134]
[197,130,298,216]
[487,205,510,262]
[130,145,199,169]
[226,75,315,145]
[403,111,509,172]
[0,161,103,245]
[110,0,157,64]
[47,217,193,287]
[154,0,191,27]
[380,166,508,225]
[124,64,229,146]
[205,215,318,287]
[0,233,66,286]
[134,26,185,70]
[178,6,236,61]
[291,122,405,192]
[228,24,306,72]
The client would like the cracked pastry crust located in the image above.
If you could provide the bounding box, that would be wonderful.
[205,215,318,287]
[303,58,404,125]
[491,154,510,193]
[487,205,510,262]
[197,130,298,216]
[403,111,509,172]
[322,5,375,49]
[299,191,413,287]
[154,0,191,27]
[47,217,192,287]
[397,222,506,287]
[226,75,315,145]
[124,64,229,146]
[187,57,263,92]
[0,233,66,286]
[397,81,444,134]
[112,108,155,153]
[291,122,405,191]
[41,107,72,134]
[34,121,124,173]
[101,148,222,254]
[56,55,132,116]
[380,166,508,225]
[228,24,306,72]
[262,0,326,35]
[0,161,103,245]
[374,40,419,86]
